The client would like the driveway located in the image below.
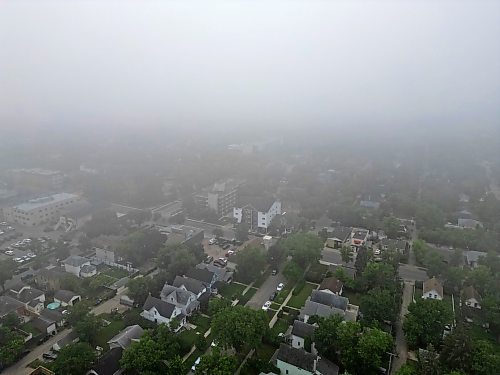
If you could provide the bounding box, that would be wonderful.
[91,287,130,315]
[246,269,284,310]
[398,264,428,282]
[1,328,70,375]
[391,281,414,374]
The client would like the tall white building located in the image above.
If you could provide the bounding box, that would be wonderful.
[4,193,79,226]
[233,198,281,231]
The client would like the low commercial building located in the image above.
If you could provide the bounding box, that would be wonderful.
[4,193,79,226]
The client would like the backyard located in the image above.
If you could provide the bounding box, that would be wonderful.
[286,282,317,309]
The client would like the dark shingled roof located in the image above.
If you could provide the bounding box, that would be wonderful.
[54,289,78,303]
[310,290,348,310]
[276,343,316,372]
[319,277,343,294]
[173,276,206,295]
[238,196,277,213]
[142,295,175,318]
[186,268,215,285]
[327,226,352,242]
[291,320,315,339]
[89,347,123,375]
[461,286,482,302]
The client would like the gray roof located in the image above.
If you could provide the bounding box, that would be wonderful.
[0,295,24,316]
[310,290,348,310]
[276,344,316,372]
[9,281,28,293]
[326,226,352,241]
[196,263,233,282]
[319,277,343,294]
[54,289,79,303]
[80,264,96,274]
[15,193,78,212]
[142,295,176,318]
[186,268,215,285]
[63,255,89,267]
[31,316,55,332]
[108,325,144,349]
[161,283,196,306]
[352,229,369,240]
[291,320,315,339]
[317,357,339,375]
[300,300,346,320]
[465,250,487,264]
[173,276,206,295]
[321,249,355,268]
[41,308,64,322]
[238,196,277,213]
[89,347,123,375]
[360,200,380,209]
[10,286,44,304]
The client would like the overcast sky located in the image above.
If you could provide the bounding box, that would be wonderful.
[1,0,499,135]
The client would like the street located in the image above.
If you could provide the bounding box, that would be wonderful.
[398,264,428,282]
[246,268,285,310]
[185,219,235,240]
[391,281,414,374]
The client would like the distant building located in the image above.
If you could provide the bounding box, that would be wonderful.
[461,286,482,309]
[8,168,63,191]
[464,250,487,268]
[63,255,94,278]
[422,277,443,300]
[195,178,243,216]
[233,198,281,231]
[289,320,316,350]
[299,290,358,323]
[54,290,81,307]
[141,295,185,330]
[159,224,204,247]
[4,193,79,226]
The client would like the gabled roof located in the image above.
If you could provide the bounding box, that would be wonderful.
[186,268,215,285]
[9,281,28,294]
[461,286,481,302]
[108,325,144,349]
[41,308,64,322]
[160,283,195,306]
[88,347,123,375]
[465,250,487,264]
[32,316,55,332]
[327,226,352,242]
[63,255,89,267]
[276,344,316,372]
[310,290,348,310]
[10,286,44,304]
[319,277,343,294]
[0,295,24,316]
[238,196,278,213]
[423,277,443,297]
[300,300,346,320]
[291,320,315,339]
[196,263,234,282]
[80,264,96,274]
[173,276,206,295]
[381,238,407,250]
[54,289,79,303]
[142,295,176,318]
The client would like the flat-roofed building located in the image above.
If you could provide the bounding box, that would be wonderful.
[195,178,244,216]
[4,193,79,226]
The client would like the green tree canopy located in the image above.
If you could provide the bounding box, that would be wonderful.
[196,348,238,374]
[360,287,399,324]
[0,259,15,291]
[0,326,24,367]
[235,246,266,283]
[127,277,152,306]
[157,243,197,278]
[282,260,303,283]
[282,233,323,267]
[52,342,96,375]
[235,222,249,242]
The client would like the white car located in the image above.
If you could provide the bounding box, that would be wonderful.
[191,357,201,372]
[208,238,216,245]
[13,257,23,263]
[27,253,36,258]
[4,250,14,256]
[262,301,272,310]
[374,249,381,255]
[276,283,285,292]
[211,340,218,347]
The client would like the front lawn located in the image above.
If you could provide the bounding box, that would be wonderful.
[101,267,129,279]
[179,329,201,348]
[219,283,247,299]
[255,343,278,362]
[95,318,126,351]
[274,284,294,305]
[189,314,211,332]
[287,282,316,309]
[270,318,289,336]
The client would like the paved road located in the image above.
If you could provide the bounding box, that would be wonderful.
[398,264,428,282]
[392,281,414,374]
[246,268,284,310]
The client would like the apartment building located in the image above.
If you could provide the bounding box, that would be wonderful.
[233,197,281,231]
[4,193,79,226]
[195,178,243,216]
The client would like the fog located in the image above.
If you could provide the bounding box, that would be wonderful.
[1,0,499,137]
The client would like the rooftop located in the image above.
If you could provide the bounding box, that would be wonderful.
[291,320,316,339]
[462,286,482,302]
[63,255,90,267]
[108,325,144,349]
[276,344,316,372]
[142,295,176,318]
[238,196,278,213]
[0,295,24,316]
[423,277,444,297]
[319,277,343,294]
[173,275,206,295]
[14,193,78,212]
[11,168,61,176]
[54,289,79,303]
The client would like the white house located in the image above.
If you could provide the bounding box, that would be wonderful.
[422,277,444,300]
[233,198,281,231]
[54,290,81,307]
[160,283,200,316]
[290,321,316,351]
[63,255,92,277]
[461,286,482,309]
[140,295,185,330]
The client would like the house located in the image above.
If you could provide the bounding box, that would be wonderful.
[178,269,211,298]
[8,283,45,314]
[464,250,487,268]
[289,320,316,351]
[80,264,97,278]
[275,343,339,375]
[107,325,144,350]
[457,218,483,229]
[86,347,123,375]
[160,283,200,316]
[380,238,409,253]
[233,197,281,231]
[54,290,81,307]
[422,277,444,300]
[300,290,358,323]
[324,226,352,249]
[29,366,55,375]
[40,309,66,328]
[35,267,66,291]
[461,286,482,309]
[318,277,343,295]
[140,295,185,330]
[52,330,79,351]
[0,295,27,321]
[350,229,369,249]
[320,248,355,269]
[63,255,92,277]
[31,316,57,336]
[196,263,234,284]
[360,200,380,210]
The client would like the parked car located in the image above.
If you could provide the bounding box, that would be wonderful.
[42,352,58,360]
[225,250,235,257]
[222,243,231,250]
[271,269,277,276]
[269,292,277,301]
[204,255,214,264]
[208,238,216,245]
[191,357,201,372]
[276,283,284,292]
[94,298,103,306]
[262,301,272,311]
[4,250,14,256]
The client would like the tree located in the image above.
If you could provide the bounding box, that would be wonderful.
[417,344,440,375]
[340,244,353,264]
[165,355,187,374]
[354,246,369,276]
[74,314,102,345]
[235,246,266,283]
[443,267,467,294]
[208,297,232,316]
[283,233,323,267]
[361,262,398,292]
[235,222,249,242]
[120,333,168,374]
[157,243,197,278]
[282,260,303,283]
[52,342,96,375]
[66,301,91,326]
[267,241,285,268]
[127,277,151,306]
[54,239,70,260]
[211,305,268,351]
[357,328,393,370]
[0,259,15,291]
[1,313,20,328]
[83,209,120,238]
[403,299,453,349]
[197,348,237,374]
[416,203,445,230]
[212,228,224,239]
[383,216,400,238]
[360,287,399,324]
[395,364,417,375]
[0,326,24,367]
[314,315,343,360]
[336,321,362,372]
[318,228,328,242]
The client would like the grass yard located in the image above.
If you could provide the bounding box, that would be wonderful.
[274,284,294,305]
[270,318,289,337]
[95,318,126,351]
[219,283,247,299]
[287,282,316,309]
[190,314,211,332]
[179,329,202,348]
[102,267,129,279]
[21,322,41,336]
[255,343,278,362]
[270,302,281,310]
